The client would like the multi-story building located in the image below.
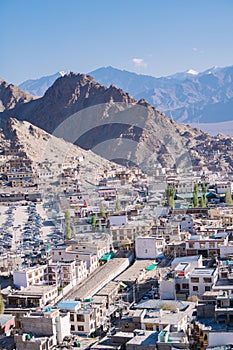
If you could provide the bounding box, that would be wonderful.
[189,268,218,298]
[185,234,228,258]
[14,309,70,350]
[135,236,165,259]
[58,300,105,336]
[13,265,47,288]
[51,245,99,274]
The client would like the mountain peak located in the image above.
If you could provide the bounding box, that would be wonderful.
[186,69,199,75]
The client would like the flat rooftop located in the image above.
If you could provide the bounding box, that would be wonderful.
[126,330,159,346]
[114,260,157,284]
[190,268,216,276]
[65,257,129,300]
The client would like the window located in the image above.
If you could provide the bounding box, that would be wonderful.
[205,286,211,291]
[78,325,84,331]
[70,314,74,322]
[145,249,148,254]
[199,243,206,249]
[189,242,194,248]
[77,314,85,322]
[191,277,199,283]
[193,286,198,292]
[182,283,189,289]
[71,325,75,331]
[203,277,212,283]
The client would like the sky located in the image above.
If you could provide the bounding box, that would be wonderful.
[1,0,233,85]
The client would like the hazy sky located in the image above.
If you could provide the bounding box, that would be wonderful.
[1,0,233,84]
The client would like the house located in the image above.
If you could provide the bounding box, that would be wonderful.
[58,300,104,336]
[14,308,70,350]
[7,285,58,308]
[13,265,47,288]
[135,236,165,259]
[189,268,218,298]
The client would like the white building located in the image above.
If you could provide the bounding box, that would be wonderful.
[216,181,233,194]
[189,268,218,298]
[13,265,47,288]
[135,236,165,259]
[58,300,104,336]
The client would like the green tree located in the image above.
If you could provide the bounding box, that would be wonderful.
[100,203,106,218]
[192,192,198,208]
[194,183,199,195]
[115,199,121,212]
[91,215,96,230]
[201,183,207,193]
[65,210,72,240]
[225,190,233,205]
[200,194,207,208]
[166,186,175,208]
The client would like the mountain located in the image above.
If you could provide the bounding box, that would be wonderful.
[19,71,66,96]
[19,65,233,123]
[0,78,36,112]
[89,66,233,123]
[1,72,233,172]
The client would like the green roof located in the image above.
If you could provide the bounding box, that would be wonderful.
[100,251,114,262]
[145,263,157,271]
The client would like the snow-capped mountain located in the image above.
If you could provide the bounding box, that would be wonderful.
[18,65,233,123]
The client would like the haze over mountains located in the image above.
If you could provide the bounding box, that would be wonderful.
[18,65,233,125]
[1,72,233,172]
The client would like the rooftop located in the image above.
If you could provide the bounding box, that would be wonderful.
[126,330,159,346]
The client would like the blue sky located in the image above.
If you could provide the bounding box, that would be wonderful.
[1,0,233,84]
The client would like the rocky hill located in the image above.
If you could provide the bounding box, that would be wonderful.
[0,78,37,112]
[0,117,111,175]
[0,73,233,173]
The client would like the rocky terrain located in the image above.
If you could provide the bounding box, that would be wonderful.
[0,118,112,176]
[0,72,233,173]
[0,78,36,112]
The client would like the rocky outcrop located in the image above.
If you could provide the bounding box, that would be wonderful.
[0,79,37,112]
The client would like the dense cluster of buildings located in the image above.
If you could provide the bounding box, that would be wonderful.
[1,142,233,349]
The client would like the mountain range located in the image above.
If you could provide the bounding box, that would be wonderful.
[1,72,233,173]
[18,65,233,124]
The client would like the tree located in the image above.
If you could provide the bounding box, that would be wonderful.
[192,184,199,208]
[91,215,97,230]
[192,192,198,208]
[225,190,233,205]
[100,203,106,218]
[200,194,207,208]
[65,210,72,240]
[194,183,199,195]
[115,199,121,212]
[201,183,207,194]
[166,186,175,208]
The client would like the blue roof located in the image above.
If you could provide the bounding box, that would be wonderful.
[57,300,80,309]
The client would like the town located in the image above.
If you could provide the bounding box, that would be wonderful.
[0,126,233,350]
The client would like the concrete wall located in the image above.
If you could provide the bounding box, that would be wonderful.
[160,279,176,300]
[208,331,233,347]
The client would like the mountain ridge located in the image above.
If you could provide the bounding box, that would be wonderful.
[17,65,233,124]
[1,72,233,172]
